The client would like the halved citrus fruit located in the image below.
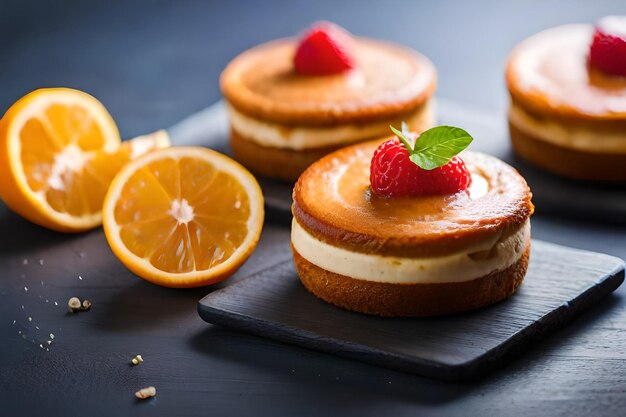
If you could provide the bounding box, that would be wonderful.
[0,88,170,232]
[102,147,264,288]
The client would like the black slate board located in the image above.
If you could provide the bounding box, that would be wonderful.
[169,99,626,222]
[198,240,624,382]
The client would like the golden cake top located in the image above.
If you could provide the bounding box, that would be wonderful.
[293,140,533,257]
[221,38,436,126]
[507,24,626,121]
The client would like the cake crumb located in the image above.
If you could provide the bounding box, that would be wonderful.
[135,386,156,400]
[68,297,81,313]
[81,299,92,311]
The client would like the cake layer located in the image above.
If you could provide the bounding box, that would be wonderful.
[227,102,434,151]
[221,38,436,125]
[509,102,626,154]
[509,121,626,181]
[229,129,347,182]
[293,244,530,317]
[291,218,530,284]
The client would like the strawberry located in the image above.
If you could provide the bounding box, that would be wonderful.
[294,21,355,75]
[589,16,626,77]
[370,124,473,197]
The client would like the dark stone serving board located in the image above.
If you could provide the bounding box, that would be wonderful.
[169,99,626,222]
[198,240,624,382]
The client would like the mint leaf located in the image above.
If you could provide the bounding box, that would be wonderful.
[389,125,413,152]
[411,126,473,170]
[389,125,473,171]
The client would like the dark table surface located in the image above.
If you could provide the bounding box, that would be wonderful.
[1,1,626,416]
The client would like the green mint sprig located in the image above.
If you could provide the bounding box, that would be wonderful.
[390,122,473,170]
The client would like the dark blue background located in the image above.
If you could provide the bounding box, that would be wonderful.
[2,0,624,137]
[2,1,626,416]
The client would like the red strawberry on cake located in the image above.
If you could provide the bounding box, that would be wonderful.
[294,21,355,75]
[589,16,626,77]
[370,123,472,197]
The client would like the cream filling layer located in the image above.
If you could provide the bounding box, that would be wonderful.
[509,102,626,154]
[227,103,434,151]
[291,219,530,284]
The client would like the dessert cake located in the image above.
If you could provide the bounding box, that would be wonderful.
[506,16,626,181]
[291,124,534,316]
[221,22,437,181]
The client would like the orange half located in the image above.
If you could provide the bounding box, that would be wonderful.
[0,88,170,232]
[102,147,264,288]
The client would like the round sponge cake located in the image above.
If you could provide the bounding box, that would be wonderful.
[506,24,626,181]
[221,38,436,181]
[291,140,534,317]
